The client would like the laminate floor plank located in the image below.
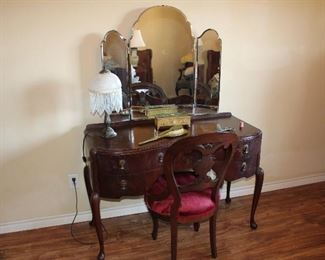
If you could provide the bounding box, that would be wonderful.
[1,182,324,260]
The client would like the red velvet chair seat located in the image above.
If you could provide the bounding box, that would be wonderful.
[144,133,238,260]
[148,175,219,217]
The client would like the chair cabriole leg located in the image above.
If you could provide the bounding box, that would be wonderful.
[209,214,217,258]
[170,218,178,260]
[193,222,200,232]
[151,214,159,240]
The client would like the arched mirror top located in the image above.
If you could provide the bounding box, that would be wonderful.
[98,6,223,121]
[198,29,221,52]
[131,5,194,39]
[101,30,128,70]
[129,5,195,100]
[101,30,129,108]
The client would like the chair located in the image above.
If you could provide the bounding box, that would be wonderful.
[144,132,238,259]
[130,82,168,106]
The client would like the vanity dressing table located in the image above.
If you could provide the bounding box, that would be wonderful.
[84,6,264,259]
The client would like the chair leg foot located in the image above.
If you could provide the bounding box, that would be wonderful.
[97,251,105,260]
[250,221,258,229]
[151,214,159,240]
[225,181,232,204]
[171,219,178,260]
[193,222,200,232]
[209,214,217,258]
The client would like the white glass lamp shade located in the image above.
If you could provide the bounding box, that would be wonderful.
[89,71,123,116]
[130,29,146,48]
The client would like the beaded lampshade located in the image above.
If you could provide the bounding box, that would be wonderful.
[89,69,123,137]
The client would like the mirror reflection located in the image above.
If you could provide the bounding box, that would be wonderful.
[130,6,194,100]
[101,30,129,107]
[99,6,223,117]
[197,29,221,106]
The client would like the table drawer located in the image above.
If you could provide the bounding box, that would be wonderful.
[91,149,166,198]
[94,149,166,175]
[97,172,145,198]
[225,134,262,181]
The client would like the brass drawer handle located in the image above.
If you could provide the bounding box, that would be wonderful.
[158,152,164,163]
[119,159,126,170]
[243,144,249,154]
[120,179,128,190]
[241,162,247,172]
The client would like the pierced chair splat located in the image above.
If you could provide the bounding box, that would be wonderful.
[144,132,238,260]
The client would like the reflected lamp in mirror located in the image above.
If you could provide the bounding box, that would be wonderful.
[89,69,123,138]
[129,29,146,67]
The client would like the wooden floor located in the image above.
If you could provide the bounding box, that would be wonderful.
[1,182,324,260]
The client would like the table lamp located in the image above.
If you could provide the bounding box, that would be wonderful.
[129,29,146,67]
[89,68,123,138]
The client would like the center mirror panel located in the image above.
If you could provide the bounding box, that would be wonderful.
[130,6,194,103]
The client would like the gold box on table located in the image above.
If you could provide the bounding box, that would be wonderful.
[155,114,191,131]
[145,104,178,118]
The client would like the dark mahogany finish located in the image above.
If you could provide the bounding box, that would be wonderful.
[144,132,238,259]
[136,49,153,83]
[83,114,264,259]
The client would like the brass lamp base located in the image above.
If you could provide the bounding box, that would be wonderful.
[105,126,117,138]
[103,112,117,138]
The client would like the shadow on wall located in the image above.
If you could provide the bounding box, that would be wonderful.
[117,8,146,39]
[1,126,90,223]
[78,33,103,124]
[23,81,80,127]
[79,10,144,121]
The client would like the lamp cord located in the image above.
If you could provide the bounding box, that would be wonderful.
[70,132,108,245]
[70,179,108,245]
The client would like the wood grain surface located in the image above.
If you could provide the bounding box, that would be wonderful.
[0,182,324,260]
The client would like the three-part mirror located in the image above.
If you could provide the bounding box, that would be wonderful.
[101,5,221,113]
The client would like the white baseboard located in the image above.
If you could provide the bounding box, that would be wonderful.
[1,172,324,234]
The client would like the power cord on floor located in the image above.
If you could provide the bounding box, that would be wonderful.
[70,177,108,245]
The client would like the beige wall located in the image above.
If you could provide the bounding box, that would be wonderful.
[1,0,324,225]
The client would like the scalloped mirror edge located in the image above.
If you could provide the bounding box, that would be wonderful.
[131,5,195,39]
[101,30,129,108]
[129,5,196,103]
[99,6,222,120]
[196,28,222,107]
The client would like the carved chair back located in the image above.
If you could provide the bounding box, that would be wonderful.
[146,132,238,215]
[130,82,168,106]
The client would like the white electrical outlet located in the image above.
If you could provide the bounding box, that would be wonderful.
[68,174,79,189]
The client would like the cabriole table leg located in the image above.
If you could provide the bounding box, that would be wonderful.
[250,167,264,229]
